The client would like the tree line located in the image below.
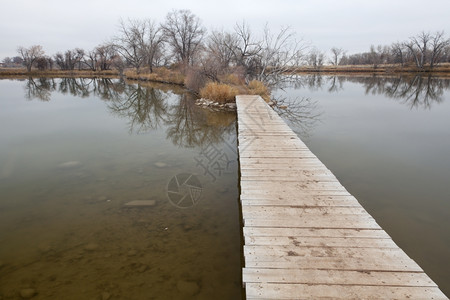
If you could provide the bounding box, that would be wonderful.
[3,9,305,87]
[319,31,450,69]
[2,10,449,81]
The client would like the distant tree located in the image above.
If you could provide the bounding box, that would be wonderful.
[429,31,450,68]
[114,19,148,72]
[330,47,345,65]
[207,30,240,70]
[391,42,406,66]
[2,57,12,65]
[405,31,431,69]
[54,48,85,70]
[143,20,165,72]
[12,56,23,65]
[308,48,325,68]
[161,9,206,68]
[35,56,52,70]
[114,18,164,73]
[84,44,118,71]
[17,45,45,71]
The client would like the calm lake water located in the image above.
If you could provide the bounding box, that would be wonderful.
[1,75,449,299]
[274,74,450,297]
[0,78,242,299]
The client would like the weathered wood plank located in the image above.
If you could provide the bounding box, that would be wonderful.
[244,236,398,248]
[243,245,420,263]
[243,268,436,286]
[241,206,369,218]
[245,283,448,299]
[243,227,390,239]
[244,256,423,272]
[244,215,381,229]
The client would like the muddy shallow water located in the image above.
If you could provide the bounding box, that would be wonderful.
[0,78,242,299]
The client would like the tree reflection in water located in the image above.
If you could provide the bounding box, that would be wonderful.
[273,96,322,138]
[289,74,449,110]
[23,77,236,149]
[107,83,169,133]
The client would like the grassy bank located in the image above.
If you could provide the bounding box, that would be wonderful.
[0,68,119,77]
[294,63,450,77]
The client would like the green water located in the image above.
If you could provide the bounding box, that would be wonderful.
[0,78,242,299]
[275,75,450,297]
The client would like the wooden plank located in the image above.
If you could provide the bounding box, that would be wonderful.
[243,268,436,286]
[244,245,414,258]
[244,215,380,229]
[241,180,347,190]
[240,189,352,197]
[241,206,369,218]
[245,283,448,299]
[244,236,398,248]
[244,256,423,272]
[240,195,361,207]
[243,227,390,239]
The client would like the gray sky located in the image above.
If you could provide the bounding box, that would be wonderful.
[1,0,449,60]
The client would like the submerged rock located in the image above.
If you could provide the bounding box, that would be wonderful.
[176,280,200,296]
[124,200,156,207]
[154,162,167,168]
[101,292,111,300]
[84,243,99,251]
[19,288,36,299]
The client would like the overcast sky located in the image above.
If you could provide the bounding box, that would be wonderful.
[1,0,449,60]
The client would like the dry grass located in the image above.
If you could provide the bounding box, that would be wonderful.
[247,80,270,101]
[200,82,239,103]
[220,73,245,85]
[199,79,271,103]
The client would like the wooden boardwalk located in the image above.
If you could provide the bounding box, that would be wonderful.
[236,95,447,299]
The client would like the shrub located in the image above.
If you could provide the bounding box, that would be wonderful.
[184,67,207,93]
[247,80,270,101]
[221,73,244,85]
[200,82,239,103]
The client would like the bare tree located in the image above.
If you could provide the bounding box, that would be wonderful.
[114,19,164,73]
[330,47,345,65]
[144,20,165,72]
[161,9,206,68]
[308,48,325,69]
[54,48,85,70]
[114,19,148,72]
[17,45,45,72]
[207,30,240,69]
[405,31,431,69]
[391,42,406,66]
[429,31,450,68]
[233,22,261,75]
[255,25,306,84]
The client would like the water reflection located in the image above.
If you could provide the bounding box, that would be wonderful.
[108,84,168,133]
[290,74,450,109]
[22,77,236,148]
[272,96,322,138]
[347,75,448,109]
